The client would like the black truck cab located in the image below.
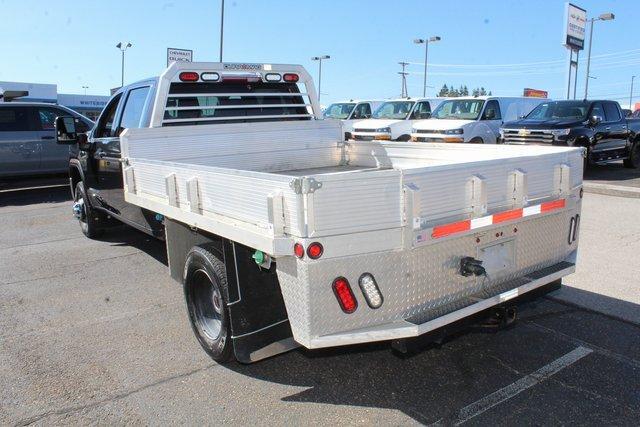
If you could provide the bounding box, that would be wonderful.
[500,100,640,169]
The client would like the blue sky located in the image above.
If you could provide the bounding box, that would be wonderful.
[1,0,638,107]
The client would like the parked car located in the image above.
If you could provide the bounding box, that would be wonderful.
[0,102,93,178]
[500,100,640,168]
[351,97,443,141]
[411,97,546,144]
[622,108,632,117]
[56,62,584,365]
[323,100,383,140]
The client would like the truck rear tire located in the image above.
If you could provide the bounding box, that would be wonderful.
[470,137,484,144]
[74,181,103,239]
[183,245,235,363]
[623,141,640,168]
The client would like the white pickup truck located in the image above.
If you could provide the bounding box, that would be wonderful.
[56,62,584,364]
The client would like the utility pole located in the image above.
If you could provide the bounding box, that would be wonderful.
[398,62,409,98]
[219,0,224,62]
[311,55,330,103]
[116,42,132,87]
[82,86,88,95]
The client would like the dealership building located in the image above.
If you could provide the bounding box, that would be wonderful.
[0,81,109,121]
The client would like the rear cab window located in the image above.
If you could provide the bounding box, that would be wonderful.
[0,107,32,132]
[163,81,309,126]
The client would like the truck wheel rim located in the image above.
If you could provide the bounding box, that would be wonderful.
[192,269,222,340]
[73,195,86,223]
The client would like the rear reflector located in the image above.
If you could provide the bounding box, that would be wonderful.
[265,73,282,82]
[332,277,357,313]
[358,273,383,308]
[306,242,323,259]
[200,72,220,82]
[293,243,304,259]
[179,72,199,82]
[283,73,299,82]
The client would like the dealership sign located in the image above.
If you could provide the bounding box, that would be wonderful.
[563,3,586,50]
[523,88,549,98]
[167,48,193,66]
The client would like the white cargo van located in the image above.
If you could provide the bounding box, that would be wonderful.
[411,97,546,144]
[352,98,443,141]
[323,100,383,140]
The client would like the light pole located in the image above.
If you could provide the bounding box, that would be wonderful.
[631,76,636,110]
[413,36,441,97]
[116,42,132,87]
[311,55,330,103]
[584,13,614,99]
[82,86,88,95]
[219,0,224,61]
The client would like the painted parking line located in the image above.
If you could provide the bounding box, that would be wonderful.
[432,346,593,426]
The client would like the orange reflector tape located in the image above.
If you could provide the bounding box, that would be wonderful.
[493,208,523,224]
[431,220,471,239]
[430,198,566,240]
[541,199,566,212]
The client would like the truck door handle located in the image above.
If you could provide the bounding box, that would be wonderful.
[605,127,611,130]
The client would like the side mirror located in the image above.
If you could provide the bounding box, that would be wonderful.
[589,115,602,125]
[55,116,79,145]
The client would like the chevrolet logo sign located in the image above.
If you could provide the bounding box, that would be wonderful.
[518,129,531,136]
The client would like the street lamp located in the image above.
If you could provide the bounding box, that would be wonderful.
[630,76,636,110]
[82,86,89,95]
[584,13,614,99]
[116,42,133,87]
[311,55,330,103]
[413,36,441,97]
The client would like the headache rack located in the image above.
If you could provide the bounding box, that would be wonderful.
[150,62,322,127]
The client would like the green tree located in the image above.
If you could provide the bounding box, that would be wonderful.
[438,84,449,97]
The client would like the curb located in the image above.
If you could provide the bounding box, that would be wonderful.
[583,182,640,199]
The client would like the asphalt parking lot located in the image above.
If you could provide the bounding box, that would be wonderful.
[1,185,639,426]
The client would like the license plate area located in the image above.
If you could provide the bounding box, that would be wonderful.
[477,238,516,276]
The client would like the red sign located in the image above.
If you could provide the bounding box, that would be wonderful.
[523,88,548,98]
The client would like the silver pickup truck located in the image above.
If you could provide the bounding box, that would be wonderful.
[0,101,93,178]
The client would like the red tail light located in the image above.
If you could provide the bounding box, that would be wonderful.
[179,72,199,82]
[293,243,305,259]
[283,73,299,82]
[332,277,357,313]
[307,242,323,259]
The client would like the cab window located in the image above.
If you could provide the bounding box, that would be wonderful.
[482,100,501,120]
[0,107,31,131]
[603,102,621,122]
[119,86,151,132]
[36,107,90,133]
[351,103,372,119]
[95,94,122,138]
[410,101,432,120]
[590,103,604,120]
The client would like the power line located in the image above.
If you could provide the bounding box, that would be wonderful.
[406,48,640,69]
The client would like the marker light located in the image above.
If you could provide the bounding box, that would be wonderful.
[358,273,383,309]
[306,242,323,259]
[179,72,199,82]
[293,243,305,259]
[265,73,282,82]
[201,72,220,82]
[332,277,358,313]
[283,73,299,83]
